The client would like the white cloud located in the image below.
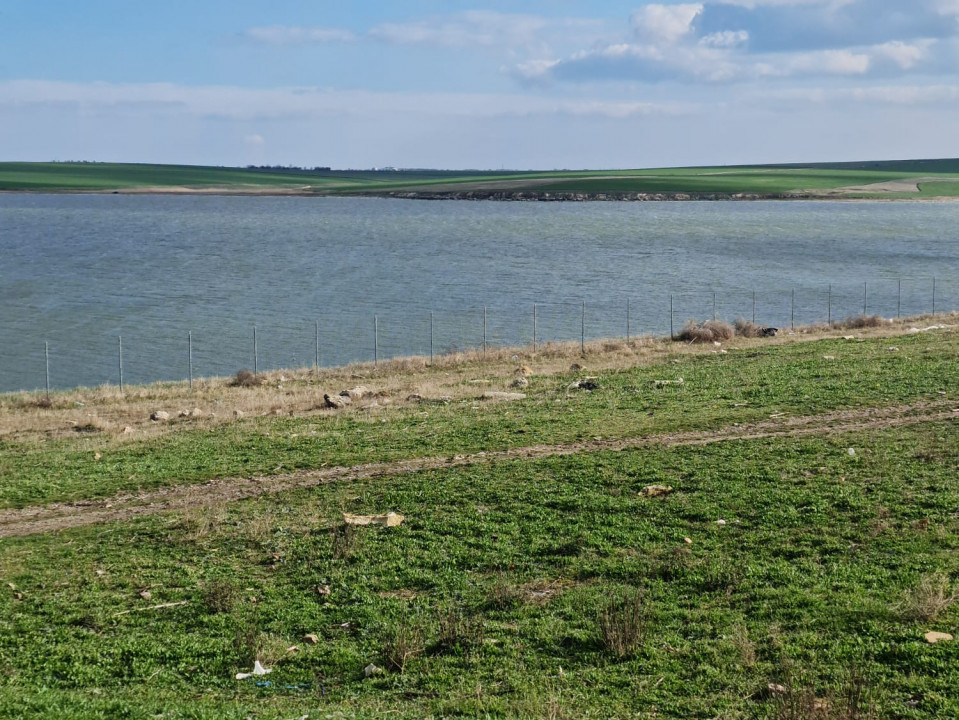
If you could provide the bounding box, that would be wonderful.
[780,49,871,75]
[872,40,931,69]
[700,30,749,48]
[0,79,691,121]
[512,59,561,80]
[244,26,357,45]
[368,11,549,48]
[244,134,265,146]
[631,4,703,44]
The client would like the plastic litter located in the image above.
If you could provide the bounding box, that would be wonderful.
[236,660,272,680]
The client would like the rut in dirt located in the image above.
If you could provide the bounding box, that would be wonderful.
[1,400,956,538]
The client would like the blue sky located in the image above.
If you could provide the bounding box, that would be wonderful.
[2,0,958,169]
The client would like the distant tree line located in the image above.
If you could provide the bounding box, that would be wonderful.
[245,165,332,172]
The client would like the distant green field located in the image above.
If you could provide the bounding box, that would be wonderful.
[3,159,959,198]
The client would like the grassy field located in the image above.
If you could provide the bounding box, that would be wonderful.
[4,159,959,198]
[1,317,957,718]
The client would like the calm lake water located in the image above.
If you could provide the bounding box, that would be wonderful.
[2,194,958,392]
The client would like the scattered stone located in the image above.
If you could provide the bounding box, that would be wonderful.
[653,378,684,387]
[924,631,953,644]
[233,410,244,418]
[364,663,382,678]
[340,386,372,400]
[684,537,693,544]
[847,448,856,456]
[570,363,586,372]
[767,683,788,696]
[324,393,351,409]
[407,394,451,405]
[94,453,102,461]
[303,633,320,645]
[716,519,727,526]
[511,377,530,389]
[315,585,331,596]
[517,366,533,376]
[149,411,170,421]
[640,485,674,497]
[823,355,837,360]
[139,590,152,601]
[189,407,203,417]
[122,426,134,434]
[887,346,900,352]
[343,512,405,527]
[481,392,526,401]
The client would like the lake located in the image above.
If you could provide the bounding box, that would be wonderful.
[1,194,957,392]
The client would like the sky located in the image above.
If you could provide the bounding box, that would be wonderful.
[2,0,959,170]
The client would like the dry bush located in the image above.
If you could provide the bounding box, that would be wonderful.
[382,616,425,673]
[330,522,363,561]
[435,605,485,653]
[895,572,957,622]
[202,579,238,614]
[229,369,262,388]
[598,587,647,657]
[833,315,886,330]
[485,574,524,610]
[734,317,766,338]
[772,668,877,720]
[675,319,735,343]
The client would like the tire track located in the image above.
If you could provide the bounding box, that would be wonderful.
[1,400,956,538]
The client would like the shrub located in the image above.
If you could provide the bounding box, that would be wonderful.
[895,572,957,622]
[330,522,363,561]
[675,319,735,343]
[435,605,485,653]
[230,369,261,387]
[772,667,877,720]
[598,587,646,657]
[734,317,766,338]
[382,616,425,673]
[202,579,237,614]
[833,315,885,330]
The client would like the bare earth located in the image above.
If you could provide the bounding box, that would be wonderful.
[2,399,955,538]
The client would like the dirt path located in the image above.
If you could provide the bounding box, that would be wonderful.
[1,400,956,538]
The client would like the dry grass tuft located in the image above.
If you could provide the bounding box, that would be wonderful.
[675,319,735,343]
[771,667,877,720]
[734,318,766,338]
[833,315,887,330]
[598,587,646,657]
[435,605,485,653]
[382,616,425,673]
[895,572,957,622]
[229,369,262,388]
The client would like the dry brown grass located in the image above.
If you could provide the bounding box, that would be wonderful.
[0,313,954,444]
[833,315,887,330]
[734,317,766,338]
[675,319,736,343]
[895,572,957,622]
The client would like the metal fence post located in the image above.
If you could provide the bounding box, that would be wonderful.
[933,277,937,316]
[626,298,630,343]
[712,292,716,322]
[483,306,487,356]
[897,278,901,318]
[118,335,124,393]
[791,290,795,330]
[581,300,585,354]
[863,282,867,317]
[669,294,674,340]
[752,291,756,324]
[189,331,193,390]
[45,342,50,400]
[532,303,537,353]
[253,326,258,375]
[374,316,378,366]
[430,311,434,366]
[314,320,319,371]
[828,284,832,325]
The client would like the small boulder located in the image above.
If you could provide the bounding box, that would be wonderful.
[481,392,526,401]
[303,633,320,645]
[340,386,371,400]
[325,393,351,409]
[511,377,529,389]
[149,411,170,421]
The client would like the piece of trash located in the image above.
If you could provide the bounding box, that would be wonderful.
[886,347,899,352]
[822,355,836,360]
[924,631,953,644]
[94,452,102,460]
[683,537,693,544]
[315,585,331,596]
[767,683,788,696]
[139,590,152,600]
[342,512,404,527]
[95,569,107,576]
[843,335,856,340]
[713,341,722,347]
[640,485,674,498]
[653,378,684,387]
[364,663,382,677]
[847,448,856,456]
[303,633,319,645]
[236,660,272,680]
[716,519,727,526]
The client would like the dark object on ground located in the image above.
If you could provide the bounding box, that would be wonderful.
[762,327,779,337]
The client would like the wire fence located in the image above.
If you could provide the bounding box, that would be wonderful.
[10,276,956,395]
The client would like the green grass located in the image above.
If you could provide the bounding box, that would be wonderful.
[2,327,958,717]
[5,159,959,197]
[0,421,956,718]
[2,330,956,509]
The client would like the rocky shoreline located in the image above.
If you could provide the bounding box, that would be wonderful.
[380,190,804,201]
